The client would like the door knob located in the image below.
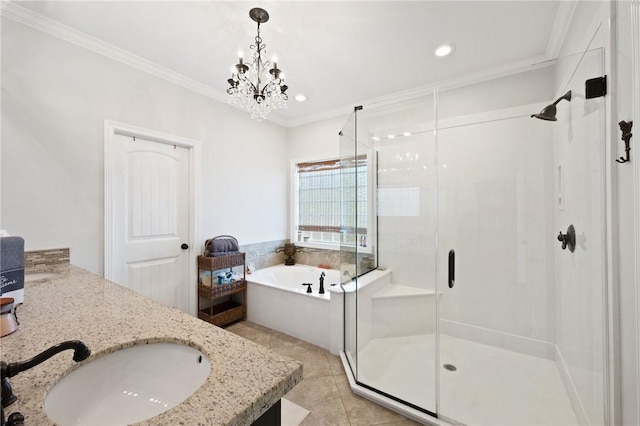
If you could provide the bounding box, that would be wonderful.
[181,243,189,250]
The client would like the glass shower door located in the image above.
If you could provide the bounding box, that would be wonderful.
[436,48,607,425]
[340,95,439,416]
[340,107,379,385]
[340,110,359,379]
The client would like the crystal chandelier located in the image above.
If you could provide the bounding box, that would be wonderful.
[226,8,288,121]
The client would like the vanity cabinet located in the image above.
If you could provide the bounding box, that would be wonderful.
[197,253,246,327]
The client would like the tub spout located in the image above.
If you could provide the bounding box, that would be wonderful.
[319,272,326,294]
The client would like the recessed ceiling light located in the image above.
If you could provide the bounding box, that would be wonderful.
[387,134,395,139]
[295,94,307,102]
[403,131,412,137]
[372,136,381,142]
[435,44,455,57]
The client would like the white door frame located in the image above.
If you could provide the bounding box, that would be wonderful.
[632,0,640,422]
[104,120,200,316]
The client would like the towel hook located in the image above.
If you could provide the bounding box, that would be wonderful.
[616,120,632,164]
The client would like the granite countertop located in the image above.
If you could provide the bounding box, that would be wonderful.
[1,265,302,425]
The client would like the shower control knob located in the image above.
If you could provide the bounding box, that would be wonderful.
[557,232,568,249]
[557,225,576,252]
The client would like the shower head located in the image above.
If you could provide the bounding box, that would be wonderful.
[531,90,572,121]
[531,104,559,121]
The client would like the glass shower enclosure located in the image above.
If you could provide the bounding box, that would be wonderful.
[339,48,607,425]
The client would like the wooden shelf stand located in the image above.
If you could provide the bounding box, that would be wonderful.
[197,252,246,327]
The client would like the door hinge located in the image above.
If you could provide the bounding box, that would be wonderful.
[585,76,607,99]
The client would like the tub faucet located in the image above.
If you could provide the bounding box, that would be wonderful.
[319,272,326,294]
[1,340,91,408]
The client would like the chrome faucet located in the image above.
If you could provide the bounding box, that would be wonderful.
[319,271,326,294]
[1,340,91,409]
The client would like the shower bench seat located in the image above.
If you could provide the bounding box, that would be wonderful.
[370,284,439,338]
[371,284,440,300]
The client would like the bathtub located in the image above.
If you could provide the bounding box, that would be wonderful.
[246,265,340,349]
[246,264,393,352]
[248,264,340,299]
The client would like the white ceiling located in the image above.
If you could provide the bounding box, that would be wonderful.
[5,1,569,126]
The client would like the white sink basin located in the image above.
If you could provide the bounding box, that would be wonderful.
[45,342,211,425]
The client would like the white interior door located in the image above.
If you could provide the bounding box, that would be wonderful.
[111,133,191,313]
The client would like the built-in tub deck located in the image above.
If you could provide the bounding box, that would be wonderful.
[247,265,398,352]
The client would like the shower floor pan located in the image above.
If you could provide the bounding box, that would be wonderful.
[353,334,578,426]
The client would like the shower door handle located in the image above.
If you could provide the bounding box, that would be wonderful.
[448,249,455,288]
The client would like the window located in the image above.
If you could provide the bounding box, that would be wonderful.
[294,156,368,248]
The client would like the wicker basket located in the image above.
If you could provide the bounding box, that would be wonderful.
[198,301,246,327]
[197,279,246,299]
[198,252,245,271]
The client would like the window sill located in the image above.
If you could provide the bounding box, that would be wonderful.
[294,241,341,251]
[294,240,373,255]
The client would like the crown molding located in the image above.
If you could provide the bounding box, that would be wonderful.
[546,0,578,59]
[287,0,577,128]
[287,54,555,128]
[0,1,290,127]
[1,1,562,129]
[0,2,223,102]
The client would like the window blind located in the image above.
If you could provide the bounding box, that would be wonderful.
[297,157,367,244]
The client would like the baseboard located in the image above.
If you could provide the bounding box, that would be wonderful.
[440,319,556,360]
[555,345,589,425]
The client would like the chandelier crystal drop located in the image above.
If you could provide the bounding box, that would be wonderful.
[226,8,288,121]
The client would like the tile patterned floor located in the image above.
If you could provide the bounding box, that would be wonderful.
[226,321,420,426]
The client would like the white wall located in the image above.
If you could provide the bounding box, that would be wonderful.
[1,18,289,275]
[288,115,347,160]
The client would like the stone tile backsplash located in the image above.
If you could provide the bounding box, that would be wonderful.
[295,247,341,269]
[241,240,287,270]
[24,248,70,272]
[22,242,348,274]
[239,240,341,271]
